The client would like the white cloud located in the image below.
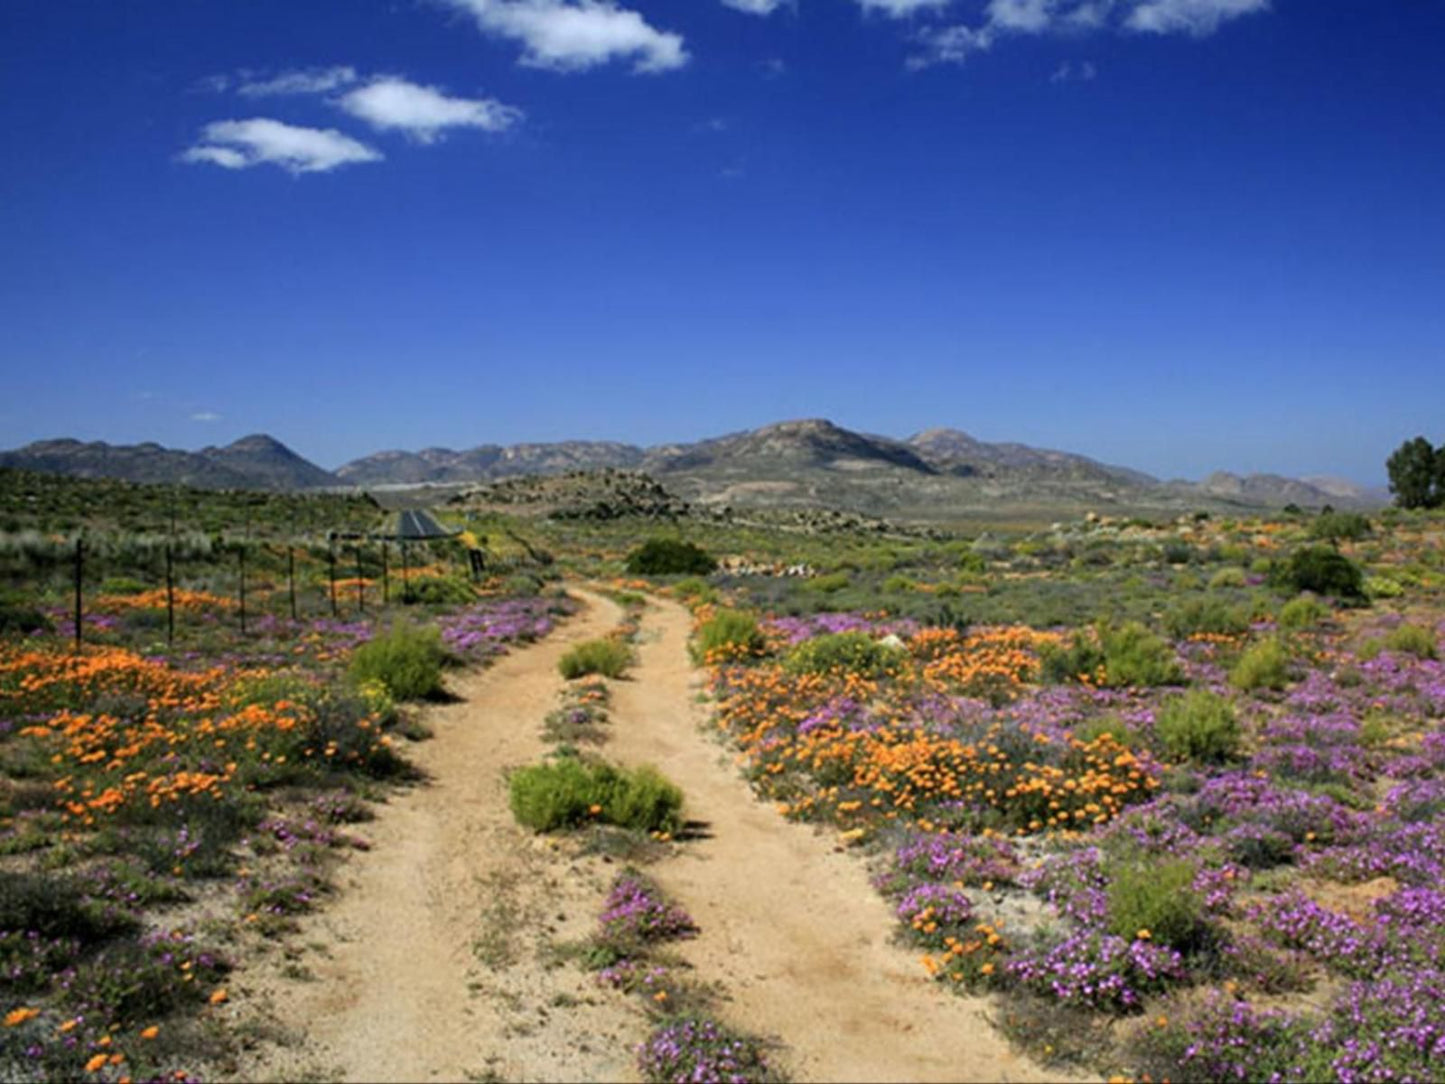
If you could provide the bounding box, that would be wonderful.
[722,0,786,13]
[191,412,222,422]
[181,118,383,175]
[987,0,1060,32]
[1050,58,1098,81]
[338,78,522,142]
[1126,0,1270,36]
[858,0,951,16]
[442,0,688,73]
[238,66,359,97]
[910,0,1268,67]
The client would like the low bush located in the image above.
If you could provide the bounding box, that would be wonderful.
[508,756,682,834]
[1100,622,1183,688]
[1277,595,1327,630]
[559,638,631,679]
[1365,575,1405,599]
[1207,567,1248,590]
[1105,857,1211,954]
[1155,691,1240,764]
[1230,638,1292,692]
[1309,510,1371,542]
[1274,546,1365,601]
[348,621,445,700]
[694,608,766,662]
[625,538,716,576]
[403,574,476,605]
[783,631,905,679]
[1164,598,1250,639]
[1384,623,1438,659]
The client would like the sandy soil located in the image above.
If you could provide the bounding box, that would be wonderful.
[236,588,1063,1083]
[237,590,645,1084]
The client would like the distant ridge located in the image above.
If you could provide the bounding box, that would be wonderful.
[0,420,1385,516]
[0,435,338,491]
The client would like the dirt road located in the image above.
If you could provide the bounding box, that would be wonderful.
[240,588,1058,1083]
[240,591,641,1084]
[602,592,1057,1084]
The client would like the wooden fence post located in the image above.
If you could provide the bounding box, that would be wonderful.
[166,542,175,648]
[355,544,365,614]
[73,535,84,653]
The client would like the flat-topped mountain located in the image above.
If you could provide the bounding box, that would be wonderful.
[0,435,339,491]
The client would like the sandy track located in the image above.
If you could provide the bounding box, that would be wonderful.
[240,591,641,1084]
[600,592,1059,1084]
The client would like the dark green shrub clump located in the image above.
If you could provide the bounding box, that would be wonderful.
[348,622,446,700]
[559,638,631,679]
[1155,691,1240,764]
[784,631,904,679]
[1274,546,1365,601]
[508,757,682,834]
[694,609,766,662]
[625,538,716,576]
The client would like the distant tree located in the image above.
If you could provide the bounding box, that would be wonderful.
[1386,437,1443,509]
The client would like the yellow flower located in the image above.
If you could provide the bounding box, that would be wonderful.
[208,988,228,1005]
[4,1007,40,1027]
[85,1054,109,1073]
[1136,928,1151,940]
[140,1026,160,1040]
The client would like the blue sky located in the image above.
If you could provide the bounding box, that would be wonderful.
[2,0,1442,483]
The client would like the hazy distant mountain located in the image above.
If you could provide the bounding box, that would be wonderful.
[3,421,1386,518]
[1173,471,1384,509]
[327,418,1387,517]
[907,428,1156,485]
[337,441,643,486]
[0,435,338,491]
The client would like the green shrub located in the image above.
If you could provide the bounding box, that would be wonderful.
[1278,595,1327,630]
[804,571,851,594]
[1275,546,1365,601]
[1155,691,1240,764]
[1073,715,1138,749]
[404,574,476,605]
[1040,632,1107,685]
[348,622,445,700]
[1208,567,1248,590]
[784,631,905,679]
[0,592,52,635]
[1105,857,1210,954]
[559,638,631,679]
[508,757,682,834]
[1230,638,1292,692]
[1385,623,1438,659]
[1164,598,1250,639]
[605,766,684,836]
[625,538,716,576]
[1365,575,1405,600]
[1310,511,1371,542]
[1100,622,1183,688]
[694,609,766,662]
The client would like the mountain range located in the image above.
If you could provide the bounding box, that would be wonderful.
[0,421,1388,518]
